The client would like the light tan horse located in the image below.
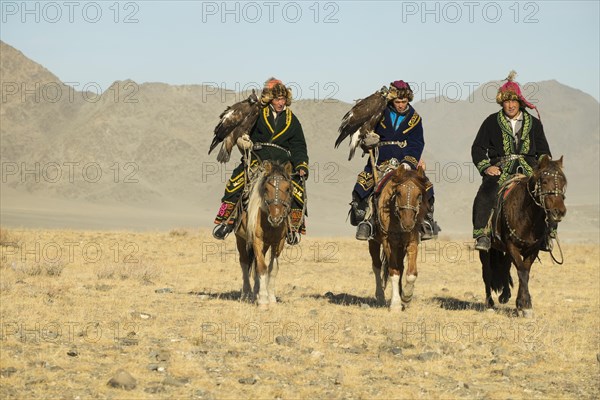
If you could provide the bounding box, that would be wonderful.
[369,165,429,310]
[235,160,293,308]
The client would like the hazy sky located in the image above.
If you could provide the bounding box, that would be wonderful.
[1,0,599,102]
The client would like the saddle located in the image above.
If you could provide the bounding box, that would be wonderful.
[487,173,527,246]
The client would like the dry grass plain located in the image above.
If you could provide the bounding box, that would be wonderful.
[0,227,598,399]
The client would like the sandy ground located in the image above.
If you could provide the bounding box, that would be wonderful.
[0,228,598,399]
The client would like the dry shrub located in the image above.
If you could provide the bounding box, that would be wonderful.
[12,261,65,277]
[95,259,161,283]
[0,228,20,248]
[44,262,66,277]
[169,228,189,237]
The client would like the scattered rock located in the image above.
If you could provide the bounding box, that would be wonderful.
[119,338,139,346]
[67,349,78,357]
[107,369,137,390]
[360,303,370,309]
[150,350,170,362]
[163,375,189,387]
[417,351,441,361]
[193,389,215,399]
[131,311,152,320]
[144,385,166,394]
[155,288,173,294]
[344,346,363,354]
[457,381,470,389]
[147,363,167,372]
[0,367,17,378]
[275,335,294,346]
[238,377,257,385]
[390,347,403,356]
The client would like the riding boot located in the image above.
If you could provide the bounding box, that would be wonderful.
[421,200,440,241]
[350,192,372,241]
[213,201,236,240]
[286,209,304,246]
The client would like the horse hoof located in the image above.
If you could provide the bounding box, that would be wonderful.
[499,293,511,304]
[389,303,404,312]
[269,296,278,304]
[486,307,497,313]
[519,309,534,319]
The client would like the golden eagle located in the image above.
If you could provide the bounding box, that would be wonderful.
[209,90,261,163]
[335,86,397,160]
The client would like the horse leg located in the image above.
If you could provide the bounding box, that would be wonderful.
[401,235,419,306]
[498,252,512,304]
[480,250,494,309]
[369,240,385,306]
[254,243,270,309]
[236,235,253,302]
[268,242,284,304]
[506,243,534,318]
[388,243,404,311]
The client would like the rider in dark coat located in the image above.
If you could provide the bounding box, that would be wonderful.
[351,80,439,241]
[213,79,309,244]
[471,71,553,251]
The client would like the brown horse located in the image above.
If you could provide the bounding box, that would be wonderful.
[235,160,293,308]
[481,155,566,317]
[369,165,429,310]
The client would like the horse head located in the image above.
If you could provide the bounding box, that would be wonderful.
[260,160,293,227]
[389,165,428,232]
[532,155,567,223]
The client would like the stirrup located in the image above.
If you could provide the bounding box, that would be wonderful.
[286,230,300,246]
[356,221,372,241]
[212,223,234,240]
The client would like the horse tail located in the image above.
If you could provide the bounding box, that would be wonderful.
[489,249,513,293]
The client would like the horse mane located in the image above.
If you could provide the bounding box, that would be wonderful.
[246,161,291,246]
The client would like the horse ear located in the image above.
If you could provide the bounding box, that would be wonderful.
[417,164,425,177]
[557,155,564,168]
[538,154,550,168]
[284,162,293,176]
[393,166,404,182]
[263,160,272,173]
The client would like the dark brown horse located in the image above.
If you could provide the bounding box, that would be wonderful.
[235,160,293,308]
[481,155,566,317]
[369,165,429,310]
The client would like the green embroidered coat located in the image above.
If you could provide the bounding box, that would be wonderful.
[471,109,551,185]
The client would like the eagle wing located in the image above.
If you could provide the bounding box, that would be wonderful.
[209,89,261,163]
[335,87,390,160]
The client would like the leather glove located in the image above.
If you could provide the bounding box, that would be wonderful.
[360,132,380,151]
[236,134,253,151]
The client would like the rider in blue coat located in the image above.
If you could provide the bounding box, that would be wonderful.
[351,80,439,240]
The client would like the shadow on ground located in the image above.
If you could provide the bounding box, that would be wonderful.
[308,292,385,308]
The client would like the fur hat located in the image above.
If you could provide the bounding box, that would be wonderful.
[261,77,292,106]
[496,70,536,109]
[390,80,414,102]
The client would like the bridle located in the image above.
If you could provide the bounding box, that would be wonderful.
[263,174,292,225]
[528,169,566,216]
[390,182,422,232]
[505,168,566,247]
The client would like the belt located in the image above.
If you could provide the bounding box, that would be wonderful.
[377,140,407,148]
[253,142,291,157]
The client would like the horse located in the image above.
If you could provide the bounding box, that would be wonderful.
[369,165,429,310]
[481,155,566,317]
[235,160,293,308]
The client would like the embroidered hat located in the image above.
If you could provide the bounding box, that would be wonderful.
[390,80,414,102]
[496,70,537,109]
[261,77,292,106]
